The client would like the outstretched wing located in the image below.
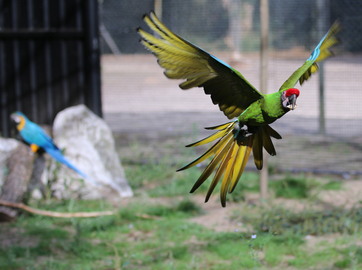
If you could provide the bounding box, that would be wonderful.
[279,21,340,91]
[137,11,263,119]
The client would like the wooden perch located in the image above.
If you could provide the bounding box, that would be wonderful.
[0,199,115,218]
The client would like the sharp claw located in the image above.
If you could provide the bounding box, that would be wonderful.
[233,122,260,144]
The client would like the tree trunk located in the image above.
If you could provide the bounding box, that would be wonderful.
[0,143,35,221]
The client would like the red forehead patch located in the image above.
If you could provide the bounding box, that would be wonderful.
[286,88,300,97]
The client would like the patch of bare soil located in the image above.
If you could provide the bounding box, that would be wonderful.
[317,180,362,208]
[186,179,362,234]
[188,194,259,233]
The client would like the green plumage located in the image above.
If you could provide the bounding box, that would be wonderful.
[138,11,340,207]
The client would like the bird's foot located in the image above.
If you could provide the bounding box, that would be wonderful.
[233,122,260,144]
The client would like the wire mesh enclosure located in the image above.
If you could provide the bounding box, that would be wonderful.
[0,0,102,137]
[99,0,362,177]
[101,1,362,178]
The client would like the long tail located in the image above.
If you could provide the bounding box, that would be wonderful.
[45,147,98,186]
[178,121,281,207]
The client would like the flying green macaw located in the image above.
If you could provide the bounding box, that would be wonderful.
[137,11,340,206]
[11,111,98,185]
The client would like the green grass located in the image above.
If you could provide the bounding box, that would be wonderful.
[227,173,342,202]
[0,200,273,270]
[269,175,320,199]
[1,137,360,269]
[3,197,362,269]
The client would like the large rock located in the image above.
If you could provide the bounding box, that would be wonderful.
[51,104,133,200]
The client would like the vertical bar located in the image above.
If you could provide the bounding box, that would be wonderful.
[59,0,69,107]
[27,0,37,122]
[318,62,325,134]
[317,0,328,135]
[0,0,3,28]
[259,0,269,200]
[0,0,7,137]
[154,0,162,20]
[12,0,21,111]
[227,0,242,60]
[76,0,85,104]
[43,0,53,121]
[83,0,102,117]
[0,41,7,137]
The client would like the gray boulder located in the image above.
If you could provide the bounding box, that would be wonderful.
[51,104,133,200]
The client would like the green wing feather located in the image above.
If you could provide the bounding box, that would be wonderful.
[138,11,263,119]
[279,21,340,91]
[251,125,280,170]
[252,131,263,170]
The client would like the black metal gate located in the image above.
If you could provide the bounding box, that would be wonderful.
[0,0,102,137]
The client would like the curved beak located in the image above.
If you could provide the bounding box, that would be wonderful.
[287,94,297,110]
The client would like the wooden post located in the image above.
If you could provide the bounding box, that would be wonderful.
[227,0,243,61]
[154,0,162,20]
[259,0,269,200]
[316,0,328,135]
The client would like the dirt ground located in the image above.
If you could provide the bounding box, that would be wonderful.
[187,180,362,233]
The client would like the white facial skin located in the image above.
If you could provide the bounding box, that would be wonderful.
[10,114,21,123]
[281,91,298,110]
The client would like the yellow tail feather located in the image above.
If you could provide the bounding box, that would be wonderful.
[205,140,236,202]
[189,133,234,193]
[228,137,253,193]
[205,121,235,130]
[181,121,280,207]
[186,122,235,147]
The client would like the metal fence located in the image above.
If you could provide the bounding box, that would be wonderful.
[0,0,102,137]
[99,0,362,176]
[99,0,362,54]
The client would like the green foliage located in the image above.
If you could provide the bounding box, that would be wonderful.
[124,158,175,191]
[176,199,203,215]
[227,173,342,202]
[322,180,343,190]
[331,244,362,269]
[227,172,260,203]
[269,175,320,199]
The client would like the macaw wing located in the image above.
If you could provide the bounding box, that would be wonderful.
[23,121,58,150]
[138,11,263,119]
[279,21,340,91]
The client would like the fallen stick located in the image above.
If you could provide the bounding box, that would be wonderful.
[0,199,115,218]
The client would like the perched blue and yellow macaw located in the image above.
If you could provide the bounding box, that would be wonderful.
[11,111,96,184]
[138,12,340,206]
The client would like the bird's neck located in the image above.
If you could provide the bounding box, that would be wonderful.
[17,116,26,131]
